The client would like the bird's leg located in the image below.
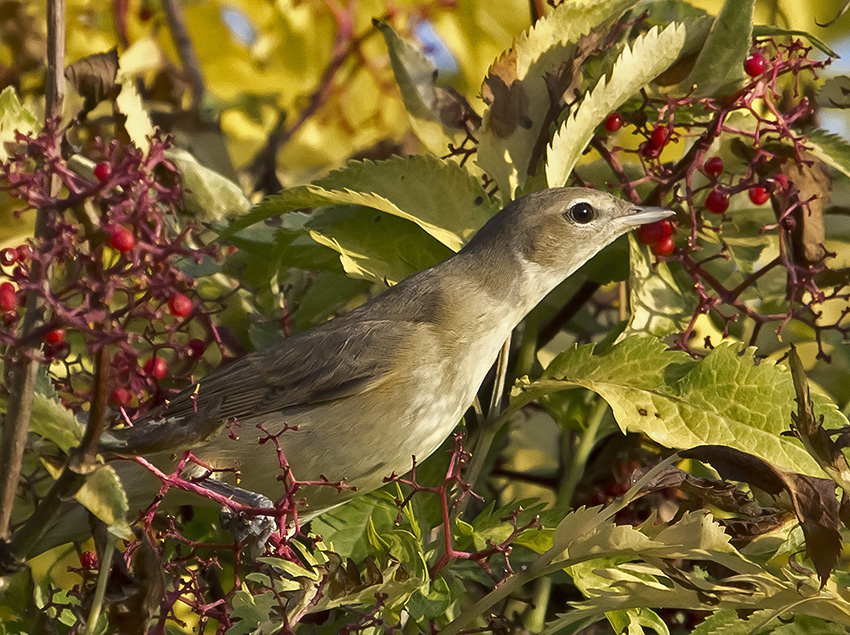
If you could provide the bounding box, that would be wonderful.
[196,478,277,550]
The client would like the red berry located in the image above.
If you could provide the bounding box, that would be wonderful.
[652,236,676,256]
[744,53,766,78]
[139,6,153,20]
[706,189,729,214]
[143,356,168,379]
[704,156,724,178]
[168,293,192,317]
[79,551,98,569]
[748,186,770,205]
[110,228,136,252]
[604,112,623,132]
[15,244,31,261]
[45,328,66,344]
[773,174,789,190]
[0,282,16,311]
[187,338,207,358]
[637,220,675,245]
[0,248,17,267]
[110,387,132,407]
[649,125,669,149]
[93,162,111,182]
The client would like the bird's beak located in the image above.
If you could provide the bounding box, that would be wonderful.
[618,204,676,228]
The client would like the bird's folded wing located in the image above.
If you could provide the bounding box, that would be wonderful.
[101,318,406,454]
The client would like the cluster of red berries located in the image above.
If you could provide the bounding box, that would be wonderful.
[0,127,224,420]
[637,219,676,256]
[701,156,772,215]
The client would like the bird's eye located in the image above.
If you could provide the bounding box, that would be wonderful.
[566,202,595,224]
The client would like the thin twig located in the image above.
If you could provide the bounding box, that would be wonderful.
[0,0,65,539]
[160,0,206,106]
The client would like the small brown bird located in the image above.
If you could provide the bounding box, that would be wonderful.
[39,187,673,550]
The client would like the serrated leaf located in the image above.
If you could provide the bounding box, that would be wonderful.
[222,155,495,252]
[0,387,83,453]
[513,0,640,77]
[682,0,754,97]
[0,86,38,161]
[41,462,132,540]
[546,23,690,188]
[539,337,847,476]
[805,127,850,180]
[166,148,251,222]
[307,206,453,284]
[478,0,639,197]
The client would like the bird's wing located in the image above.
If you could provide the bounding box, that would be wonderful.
[102,318,405,454]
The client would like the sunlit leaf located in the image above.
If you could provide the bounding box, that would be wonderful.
[546,22,690,188]
[537,337,848,476]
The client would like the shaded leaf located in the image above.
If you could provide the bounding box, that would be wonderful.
[777,151,830,265]
[681,445,841,586]
[65,49,119,112]
[816,0,850,27]
[375,21,476,154]
[787,346,850,493]
[752,26,836,58]
[819,76,850,108]
[166,148,251,222]
[624,233,695,338]
[681,0,754,97]
[222,155,495,252]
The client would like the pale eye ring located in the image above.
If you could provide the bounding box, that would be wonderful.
[566,202,595,224]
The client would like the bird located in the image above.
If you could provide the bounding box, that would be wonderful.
[31,187,673,551]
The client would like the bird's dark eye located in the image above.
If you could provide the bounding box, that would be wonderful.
[566,202,595,224]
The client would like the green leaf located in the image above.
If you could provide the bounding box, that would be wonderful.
[227,588,277,635]
[752,25,836,58]
[166,148,251,222]
[546,22,690,188]
[682,0,754,97]
[222,155,495,252]
[0,86,38,161]
[41,462,132,541]
[311,491,408,564]
[538,337,847,476]
[0,388,83,454]
[307,206,453,284]
[478,0,640,197]
[115,73,155,152]
[805,127,850,180]
[375,21,469,154]
[624,233,696,338]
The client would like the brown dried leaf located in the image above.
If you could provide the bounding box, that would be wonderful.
[681,444,841,586]
[65,49,120,112]
[481,49,530,138]
[788,346,850,482]
[777,151,831,265]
